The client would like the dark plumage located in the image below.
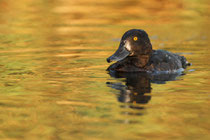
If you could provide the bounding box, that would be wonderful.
[107,29,190,73]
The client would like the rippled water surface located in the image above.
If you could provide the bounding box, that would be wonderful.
[0,0,210,139]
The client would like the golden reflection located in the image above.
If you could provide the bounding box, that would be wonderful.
[0,0,209,139]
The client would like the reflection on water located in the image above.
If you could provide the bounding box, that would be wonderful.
[107,71,183,107]
[107,72,152,105]
[0,0,210,139]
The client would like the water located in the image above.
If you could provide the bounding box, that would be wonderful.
[0,0,209,139]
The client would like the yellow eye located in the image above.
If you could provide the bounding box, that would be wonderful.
[133,36,138,41]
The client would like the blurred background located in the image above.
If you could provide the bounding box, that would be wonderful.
[0,0,209,139]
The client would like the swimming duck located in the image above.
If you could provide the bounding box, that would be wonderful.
[107,29,191,73]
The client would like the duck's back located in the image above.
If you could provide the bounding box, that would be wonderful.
[149,50,189,72]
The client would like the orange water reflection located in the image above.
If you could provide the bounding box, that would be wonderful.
[0,0,209,139]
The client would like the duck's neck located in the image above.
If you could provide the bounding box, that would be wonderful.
[128,54,151,68]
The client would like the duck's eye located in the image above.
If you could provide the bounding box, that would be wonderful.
[133,36,138,41]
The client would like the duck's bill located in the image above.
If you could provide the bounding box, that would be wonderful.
[107,44,130,63]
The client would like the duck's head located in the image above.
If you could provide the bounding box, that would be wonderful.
[107,29,153,63]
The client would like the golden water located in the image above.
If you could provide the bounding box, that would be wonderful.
[0,0,209,139]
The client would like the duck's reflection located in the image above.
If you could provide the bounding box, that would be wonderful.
[107,71,183,106]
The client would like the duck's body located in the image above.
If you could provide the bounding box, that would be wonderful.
[107,29,190,73]
[107,49,189,72]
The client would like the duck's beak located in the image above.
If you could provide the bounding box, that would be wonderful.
[107,41,130,63]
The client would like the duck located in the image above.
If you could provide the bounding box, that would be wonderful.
[107,29,191,73]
